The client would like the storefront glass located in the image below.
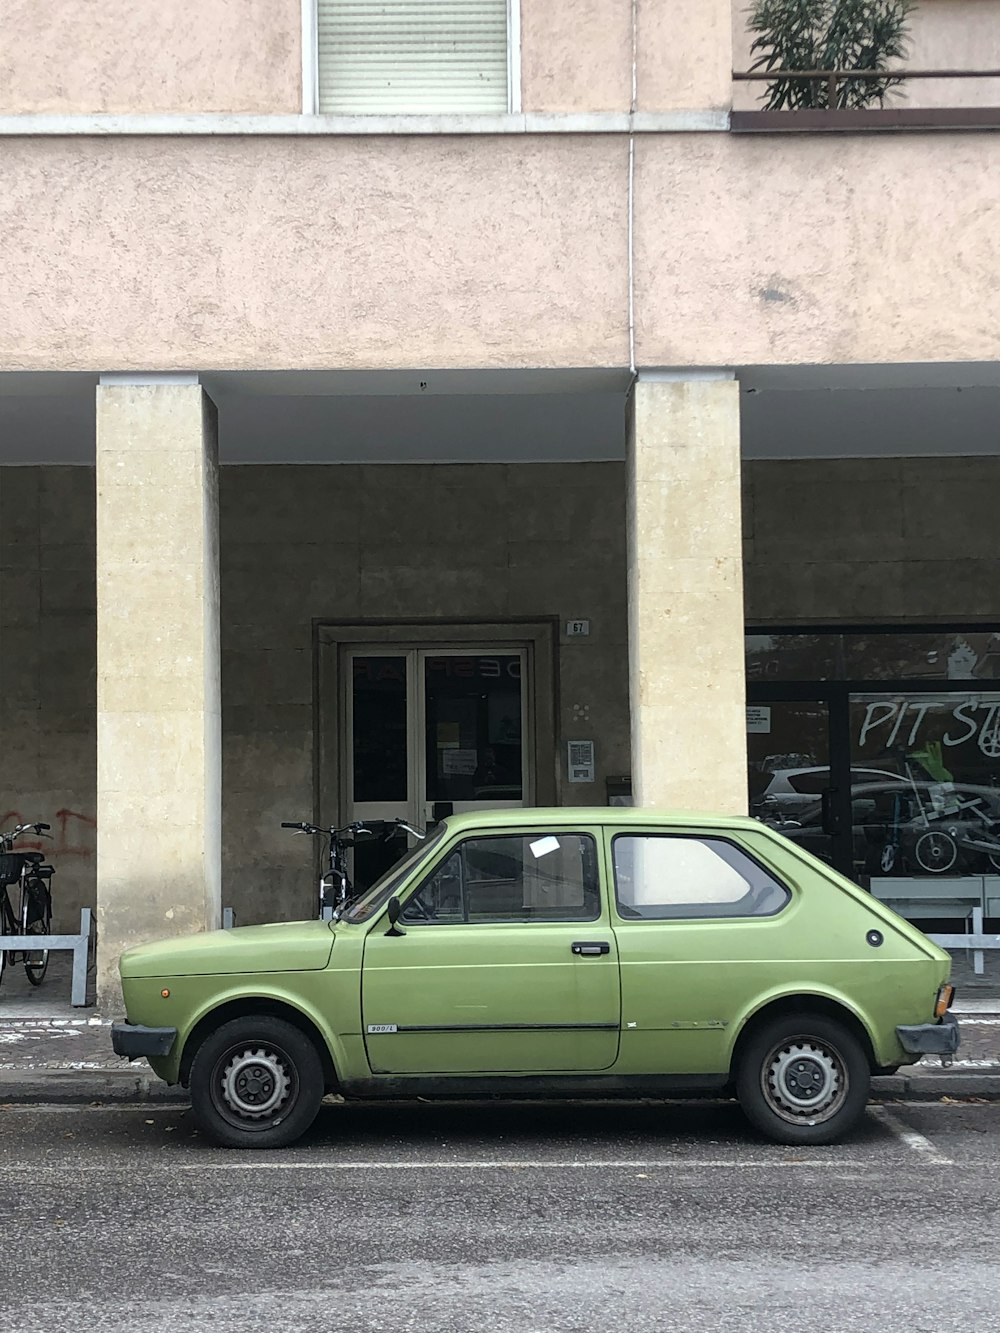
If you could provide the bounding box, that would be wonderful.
[747,629,1000,926]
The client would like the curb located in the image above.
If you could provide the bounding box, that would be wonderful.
[872,1071,1000,1101]
[2,1069,1000,1107]
[0,1069,188,1104]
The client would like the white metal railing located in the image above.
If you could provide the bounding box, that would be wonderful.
[0,908,94,1006]
[928,907,1000,978]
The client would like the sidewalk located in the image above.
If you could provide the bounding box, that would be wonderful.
[2,955,999,1106]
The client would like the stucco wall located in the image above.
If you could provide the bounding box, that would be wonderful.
[519,0,732,114]
[3,131,1000,371]
[520,0,632,113]
[632,132,1000,367]
[637,0,732,113]
[0,0,301,115]
[0,136,629,373]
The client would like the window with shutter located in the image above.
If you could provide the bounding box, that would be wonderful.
[315,1,511,115]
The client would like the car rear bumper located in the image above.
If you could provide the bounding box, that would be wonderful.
[112,1022,178,1060]
[895,1012,960,1057]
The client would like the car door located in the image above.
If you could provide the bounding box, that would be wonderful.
[360,828,621,1074]
[608,828,795,1076]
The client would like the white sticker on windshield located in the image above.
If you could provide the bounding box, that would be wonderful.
[529,836,561,859]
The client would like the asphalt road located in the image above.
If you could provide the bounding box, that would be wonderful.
[1,1098,998,1332]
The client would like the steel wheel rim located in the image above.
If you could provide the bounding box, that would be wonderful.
[210,1042,297,1131]
[760,1036,849,1126]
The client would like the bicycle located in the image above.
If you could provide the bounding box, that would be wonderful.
[0,821,54,988]
[281,818,425,919]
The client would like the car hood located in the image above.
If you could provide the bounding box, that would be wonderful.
[119,921,335,979]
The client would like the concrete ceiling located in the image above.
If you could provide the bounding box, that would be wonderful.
[0,364,998,464]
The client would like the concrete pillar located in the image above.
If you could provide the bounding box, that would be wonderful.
[95,376,221,1009]
[627,374,747,813]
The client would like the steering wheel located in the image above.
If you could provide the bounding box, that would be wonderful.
[403,895,436,922]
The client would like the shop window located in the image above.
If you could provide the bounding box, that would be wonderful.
[612,835,790,921]
[747,630,1000,684]
[316,1,511,114]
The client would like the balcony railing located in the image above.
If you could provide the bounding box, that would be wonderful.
[732,68,1000,132]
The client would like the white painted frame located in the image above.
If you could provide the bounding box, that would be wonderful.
[302,0,520,118]
[507,0,522,115]
[302,0,319,115]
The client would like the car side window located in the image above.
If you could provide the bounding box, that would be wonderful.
[402,833,601,924]
[612,835,790,921]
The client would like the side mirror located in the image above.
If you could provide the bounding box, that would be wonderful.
[385,896,405,937]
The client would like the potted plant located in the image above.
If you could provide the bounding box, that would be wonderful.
[747,0,917,110]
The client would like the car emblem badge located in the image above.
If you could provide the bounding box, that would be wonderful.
[367,1024,398,1034]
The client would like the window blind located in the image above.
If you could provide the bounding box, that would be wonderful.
[317,1,510,114]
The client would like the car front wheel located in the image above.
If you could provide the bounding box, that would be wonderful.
[189,1015,325,1149]
[736,1012,870,1146]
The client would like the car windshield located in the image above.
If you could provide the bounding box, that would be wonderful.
[341,824,447,923]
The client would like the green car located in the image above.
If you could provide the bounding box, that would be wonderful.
[111,809,959,1149]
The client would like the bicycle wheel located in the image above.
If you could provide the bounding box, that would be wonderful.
[914,829,959,875]
[21,879,51,985]
[0,890,17,987]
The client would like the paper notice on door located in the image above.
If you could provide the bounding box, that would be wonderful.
[442,748,477,776]
[746,706,772,735]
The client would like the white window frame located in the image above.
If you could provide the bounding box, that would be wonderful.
[302,0,521,117]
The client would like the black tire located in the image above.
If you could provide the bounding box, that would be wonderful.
[736,1012,871,1146]
[22,880,50,986]
[189,1015,325,1149]
[0,894,18,985]
[87,912,98,973]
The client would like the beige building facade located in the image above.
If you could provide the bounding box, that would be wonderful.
[2,1,1000,1005]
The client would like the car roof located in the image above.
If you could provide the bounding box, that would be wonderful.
[769,766,894,778]
[439,808,765,834]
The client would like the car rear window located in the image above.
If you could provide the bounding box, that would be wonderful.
[612,834,790,921]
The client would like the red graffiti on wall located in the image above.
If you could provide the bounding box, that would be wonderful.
[0,809,96,858]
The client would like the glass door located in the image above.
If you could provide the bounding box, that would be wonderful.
[420,650,527,822]
[747,695,841,870]
[347,645,530,889]
[347,652,415,888]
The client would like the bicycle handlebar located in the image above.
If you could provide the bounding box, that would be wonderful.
[281,817,424,840]
[2,822,51,839]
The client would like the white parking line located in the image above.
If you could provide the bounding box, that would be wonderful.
[869,1106,953,1166]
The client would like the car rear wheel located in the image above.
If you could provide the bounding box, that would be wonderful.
[189,1015,325,1149]
[736,1012,870,1146]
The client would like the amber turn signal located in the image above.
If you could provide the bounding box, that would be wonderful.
[161,989,171,999]
[934,984,954,1018]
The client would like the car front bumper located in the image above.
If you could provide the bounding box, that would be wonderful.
[895,1012,961,1057]
[111,1022,178,1060]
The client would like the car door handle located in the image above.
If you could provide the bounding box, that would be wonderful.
[572,941,610,956]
